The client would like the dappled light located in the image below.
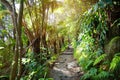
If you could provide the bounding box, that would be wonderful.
[0,0,120,80]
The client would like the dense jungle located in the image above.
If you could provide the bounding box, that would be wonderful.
[0,0,120,80]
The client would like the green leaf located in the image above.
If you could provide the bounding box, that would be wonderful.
[85,60,93,70]
[97,71,109,79]
[111,18,120,27]
[110,53,120,71]
[89,68,97,75]
[93,54,106,66]
[81,68,97,80]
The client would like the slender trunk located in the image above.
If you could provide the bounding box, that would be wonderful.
[17,0,24,79]
[10,0,19,80]
[62,37,65,45]
[0,0,19,79]
[53,40,57,54]
[59,40,61,49]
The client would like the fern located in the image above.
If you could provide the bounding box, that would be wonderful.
[81,69,110,80]
[81,72,91,80]
[93,54,107,66]
[85,60,93,70]
[97,71,109,80]
[111,18,120,27]
[110,53,120,71]
[114,52,120,56]
[81,68,97,80]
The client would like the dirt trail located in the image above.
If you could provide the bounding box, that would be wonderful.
[49,46,83,80]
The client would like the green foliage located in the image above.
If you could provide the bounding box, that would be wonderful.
[81,68,110,80]
[0,75,9,80]
[0,4,6,10]
[21,52,50,80]
[0,0,119,79]
[111,18,120,27]
[0,2,14,78]
[73,0,118,80]
[81,68,97,80]
[106,36,120,61]
[97,71,110,79]
[109,36,120,46]
[0,38,14,74]
[74,0,108,70]
[93,54,107,66]
[38,78,54,80]
[110,53,120,71]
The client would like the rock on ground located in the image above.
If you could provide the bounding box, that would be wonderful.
[49,45,83,80]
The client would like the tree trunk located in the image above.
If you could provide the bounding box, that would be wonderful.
[17,0,24,79]
[1,0,24,80]
[10,1,19,80]
[53,40,57,54]
[32,37,40,62]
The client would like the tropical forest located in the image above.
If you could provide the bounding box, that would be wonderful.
[0,0,120,80]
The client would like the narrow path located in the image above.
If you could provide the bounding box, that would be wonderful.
[49,46,83,80]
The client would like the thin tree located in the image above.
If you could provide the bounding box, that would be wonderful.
[0,0,24,80]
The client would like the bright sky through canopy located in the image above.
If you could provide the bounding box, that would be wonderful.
[56,0,64,2]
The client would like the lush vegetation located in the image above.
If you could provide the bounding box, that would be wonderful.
[0,0,120,80]
[74,0,120,80]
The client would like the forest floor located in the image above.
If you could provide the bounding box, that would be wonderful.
[49,45,83,80]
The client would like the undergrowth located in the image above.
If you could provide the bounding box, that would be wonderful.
[74,0,120,80]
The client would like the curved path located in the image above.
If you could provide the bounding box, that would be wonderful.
[49,46,83,80]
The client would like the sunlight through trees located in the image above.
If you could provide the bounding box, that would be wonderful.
[0,0,120,80]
